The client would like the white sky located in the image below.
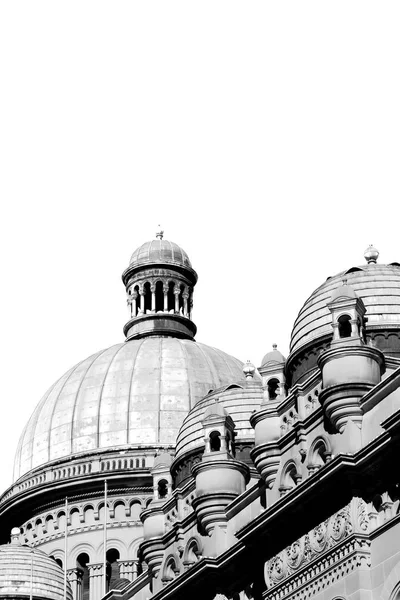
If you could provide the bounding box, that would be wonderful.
[0,1,399,495]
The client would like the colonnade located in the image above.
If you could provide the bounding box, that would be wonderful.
[128,280,192,320]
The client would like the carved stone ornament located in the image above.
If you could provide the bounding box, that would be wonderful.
[265,500,355,589]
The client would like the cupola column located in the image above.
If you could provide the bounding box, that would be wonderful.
[174,287,180,313]
[183,292,189,317]
[163,284,169,311]
[131,292,138,318]
[151,284,156,312]
[139,287,145,314]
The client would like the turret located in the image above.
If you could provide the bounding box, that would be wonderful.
[192,401,249,537]
[140,452,173,582]
[318,282,385,434]
[259,344,286,402]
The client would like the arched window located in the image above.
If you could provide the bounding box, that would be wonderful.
[280,462,300,495]
[106,548,120,590]
[168,281,175,312]
[155,281,164,312]
[267,378,280,400]
[209,431,221,452]
[143,282,151,313]
[50,555,63,569]
[308,439,330,475]
[158,479,168,499]
[162,556,178,584]
[77,553,90,600]
[338,314,352,338]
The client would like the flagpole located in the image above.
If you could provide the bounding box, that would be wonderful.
[103,479,108,596]
[64,497,68,600]
[30,550,33,600]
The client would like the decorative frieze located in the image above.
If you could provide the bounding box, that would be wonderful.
[264,498,371,598]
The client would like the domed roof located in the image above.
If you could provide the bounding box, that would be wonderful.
[14,337,244,481]
[0,530,72,600]
[174,380,263,461]
[129,238,192,269]
[290,262,400,356]
[261,344,286,368]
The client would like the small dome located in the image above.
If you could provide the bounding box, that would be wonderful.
[290,263,400,356]
[14,338,245,481]
[204,401,229,419]
[331,282,358,301]
[0,531,72,600]
[129,238,192,269]
[174,380,263,462]
[153,452,173,469]
[261,344,286,368]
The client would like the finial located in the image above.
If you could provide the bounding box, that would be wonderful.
[272,343,277,350]
[156,225,164,240]
[243,360,256,380]
[10,527,21,545]
[364,244,379,264]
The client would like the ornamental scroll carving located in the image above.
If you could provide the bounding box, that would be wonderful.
[265,498,369,589]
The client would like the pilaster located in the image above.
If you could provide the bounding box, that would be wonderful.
[87,563,104,600]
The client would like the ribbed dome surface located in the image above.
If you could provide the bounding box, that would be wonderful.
[14,338,244,481]
[0,543,72,600]
[175,381,263,460]
[290,263,400,355]
[129,239,192,269]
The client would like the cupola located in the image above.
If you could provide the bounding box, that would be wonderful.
[122,229,198,340]
[192,402,249,538]
[259,344,286,402]
[318,282,385,435]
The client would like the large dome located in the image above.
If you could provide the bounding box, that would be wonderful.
[14,337,244,481]
[129,238,192,269]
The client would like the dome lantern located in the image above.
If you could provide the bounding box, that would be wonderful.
[122,233,198,341]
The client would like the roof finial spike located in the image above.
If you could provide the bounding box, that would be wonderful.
[272,343,277,350]
[156,225,164,240]
[364,244,379,265]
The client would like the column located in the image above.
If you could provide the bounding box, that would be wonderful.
[131,292,138,317]
[163,285,169,311]
[174,288,180,313]
[182,293,189,317]
[67,568,83,600]
[139,289,145,314]
[87,563,104,600]
[350,319,358,337]
[117,559,138,582]
[150,284,156,312]
[189,294,193,319]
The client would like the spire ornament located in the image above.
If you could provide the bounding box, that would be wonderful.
[364,244,379,264]
[156,226,164,240]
